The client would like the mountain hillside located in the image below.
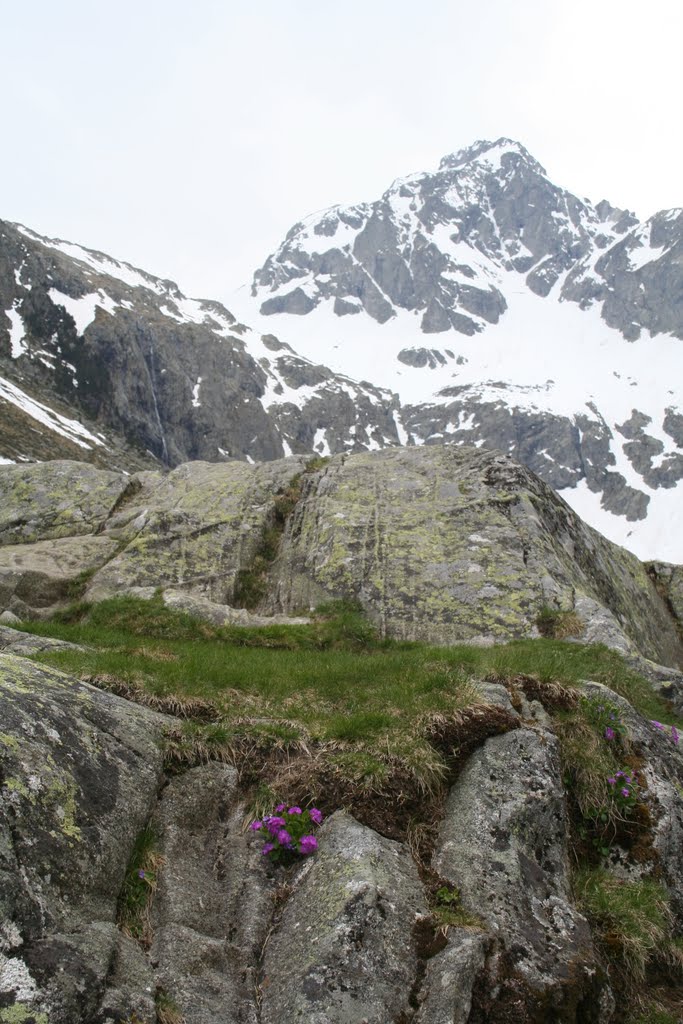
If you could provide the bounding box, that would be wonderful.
[233,138,683,561]
[0,220,401,469]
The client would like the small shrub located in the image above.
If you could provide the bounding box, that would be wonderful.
[431,884,482,929]
[155,988,185,1024]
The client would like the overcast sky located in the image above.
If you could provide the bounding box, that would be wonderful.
[2,0,681,301]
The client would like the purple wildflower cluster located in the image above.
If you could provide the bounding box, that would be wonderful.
[582,696,627,743]
[606,769,640,815]
[650,721,680,745]
[250,804,323,862]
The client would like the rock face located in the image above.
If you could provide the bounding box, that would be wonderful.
[0,219,401,471]
[433,728,600,1018]
[272,445,683,666]
[260,812,428,1024]
[1,448,682,672]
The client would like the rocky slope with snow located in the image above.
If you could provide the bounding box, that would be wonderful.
[234,138,683,561]
[0,220,402,470]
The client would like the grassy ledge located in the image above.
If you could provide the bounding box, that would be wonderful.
[14,594,680,840]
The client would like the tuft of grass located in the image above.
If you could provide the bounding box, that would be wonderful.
[536,606,585,639]
[155,988,185,1024]
[324,751,390,793]
[162,721,239,771]
[431,884,483,930]
[117,825,163,948]
[576,869,677,988]
[628,1007,681,1024]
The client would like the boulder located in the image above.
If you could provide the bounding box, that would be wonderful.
[260,811,428,1024]
[0,654,168,1022]
[271,445,683,664]
[433,727,608,1019]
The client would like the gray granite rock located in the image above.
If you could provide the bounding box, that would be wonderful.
[260,811,428,1024]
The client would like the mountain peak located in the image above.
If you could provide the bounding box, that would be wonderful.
[438,137,546,176]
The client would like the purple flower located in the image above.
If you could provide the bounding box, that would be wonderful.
[604,727,615,741]
[265,816,286,835]
[672,726,680,746]
[261,842,274,856]
[300,834,318,855]
[625,776,632,784]
[607,777,616,786]
[250,820,263,831]
[651,720,665,731]
[138,869,146,879]
[622,788,630,798]
[275,803,286,812]
[616,771,624,778]
[276,829,293,847]
[288,806,302,815]
[309,808,323,825]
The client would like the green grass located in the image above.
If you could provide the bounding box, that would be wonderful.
[116,824,163,947]
[13,594,679,826]
[576,869,679,987]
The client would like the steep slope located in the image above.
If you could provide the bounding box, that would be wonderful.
[233,138,683,561]
[0,220,401,469]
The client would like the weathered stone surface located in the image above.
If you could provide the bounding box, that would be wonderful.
[86,457,308,605]
[161,587,310,627]
[0,460,129,544]
[647,560,683,631]
[0,654,168,1022]
[271,445,683,665]
[433,728,604,1017]
[0,534,118,613]
[260,810,428,1024]
[0,624,84,656]
[150,764,272,1024]
[414,930,490,1024]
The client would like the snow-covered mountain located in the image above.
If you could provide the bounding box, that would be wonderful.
[0,220,402,469]
[231,138,683,562]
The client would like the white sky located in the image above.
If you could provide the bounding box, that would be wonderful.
[2,0,681,302]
